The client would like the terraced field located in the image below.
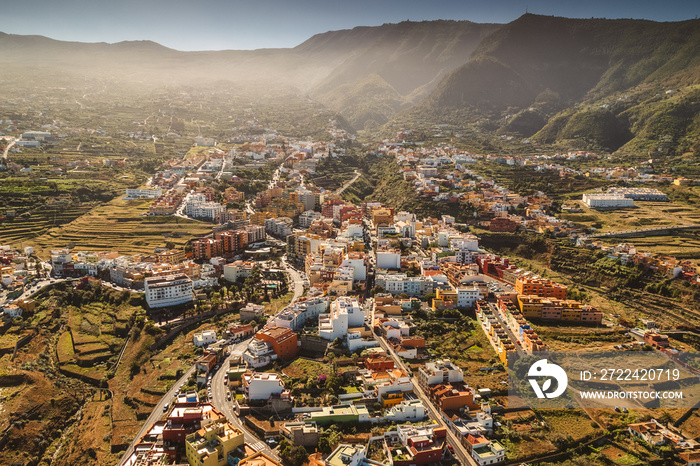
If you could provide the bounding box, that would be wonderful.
[56,301,141,383]
[0,205,92,246]
[25,195,212,257]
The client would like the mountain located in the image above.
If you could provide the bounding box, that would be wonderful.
[2,15,699,157]
[0,21,501,131]
[418,14,700,156]
[300,20,500,129]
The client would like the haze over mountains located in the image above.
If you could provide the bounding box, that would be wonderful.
[1,13,699,157]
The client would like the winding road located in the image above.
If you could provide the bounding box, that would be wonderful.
[2,137,16,159]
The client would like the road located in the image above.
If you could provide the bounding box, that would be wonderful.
[209,338,279,459]
[2,137,16,159]
[335,169,361,196]
[488,302,526,357]
[375,336,478,466]
[117,365,197,466]
[281,255,305,303]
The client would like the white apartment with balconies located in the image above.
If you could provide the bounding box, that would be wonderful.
[242,338,275,368]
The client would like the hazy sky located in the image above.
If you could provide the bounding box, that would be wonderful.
[0,0,697,51]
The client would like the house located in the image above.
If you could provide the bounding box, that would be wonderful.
[240,303,265,321]
[386,424,447,466]
[279,421,321,447]
[228,324,255,340]
[465,434,505,466]
[242,372,286,401]
[194,329,217,347]
[185,421,244,466]
[324,444,366,466]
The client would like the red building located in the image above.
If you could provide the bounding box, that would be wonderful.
[161,403,226,459]
[645,332,670,349]
[393,425,447,466]
[191,237,222,260]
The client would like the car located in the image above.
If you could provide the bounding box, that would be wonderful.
[447,445,454,455]
[163,403,169,412]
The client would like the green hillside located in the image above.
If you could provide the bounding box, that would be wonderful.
[417,14,700,156]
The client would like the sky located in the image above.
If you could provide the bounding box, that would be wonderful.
[0,0,697,51]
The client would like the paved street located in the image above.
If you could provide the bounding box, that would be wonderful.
[117,365,196,466]
[376,336,478,466]
[209,338,281,460]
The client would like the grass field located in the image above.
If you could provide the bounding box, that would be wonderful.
[598,233,700,261]
[25,195,212,257]
[282,358,330,379]
[563,198,700,234]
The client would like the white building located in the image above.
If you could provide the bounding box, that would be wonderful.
[223,261,255,282]
[450,235,480,252]
[375,274,435,297]
[318,297,365,341]
[144,274,194,309]
[376,251,401,270]
[242,372,285,400]
[265,218,293,238]
[242,339,276,368]
[240,303,266,321]
[382,400,426,423]
[456,287,480,309]
[325,445,366,466]
[340,224,364,238]
[125,188,163,199]
[2,305,23,318]
[417,359,464,389]
[184,193,225,220]
[296,191,316,212]
[340,257,367,281]
[299,210,322,228]
[582,193,634,208]
[272,296,329,330]
[193,329,217,347]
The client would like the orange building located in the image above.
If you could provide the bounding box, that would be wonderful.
[429,384,478,411]
[363,356,395,372]
[515,278,567,300]
[255,327,299,361]
[215,230,249,255]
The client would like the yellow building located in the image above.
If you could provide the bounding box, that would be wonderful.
[517,295,544,319]
[185,422,244,466]
[250,211,276,225]
[432,289,458,312]
[560,300,583,321]
[157,249,186,265]
[371,207,394,226]
[381,390,404,408]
